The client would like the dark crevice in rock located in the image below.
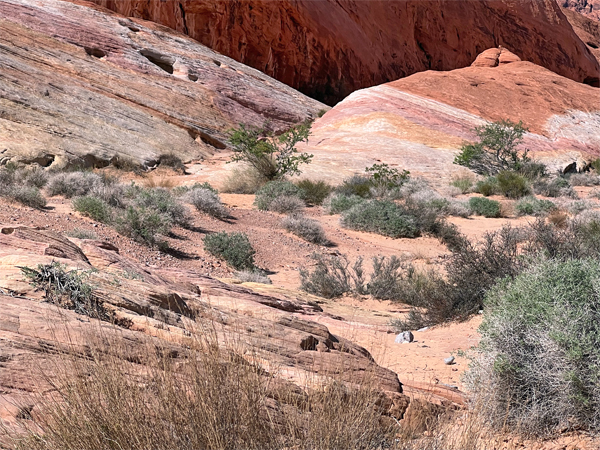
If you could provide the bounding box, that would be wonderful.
[140,49,175,74]
[583,76,600,87]
[84,47,107,58]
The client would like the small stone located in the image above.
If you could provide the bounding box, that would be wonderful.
[444,356,455,365]
[395,331,414,344]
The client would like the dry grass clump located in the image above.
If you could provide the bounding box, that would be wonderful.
[0,165,47,208]
[282,215,329,245]
[221,165,269,194]
[184,187,229,219]
[450,172,475,194]
[568,172,600,186]
[142,176,177,189]
[234,270,272,284]
[2,324,399,450]
[46,171,104,198]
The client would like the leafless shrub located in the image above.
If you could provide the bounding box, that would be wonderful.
[282,215,329,245]
[269,195,305,214]
[221,165,268,194]
[46,172,103,198]
[185,188,229,219]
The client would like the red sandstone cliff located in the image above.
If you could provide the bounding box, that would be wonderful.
[91,0,600,104]
[563,0,600,21]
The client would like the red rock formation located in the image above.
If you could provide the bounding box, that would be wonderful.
[90,0,600,104]
[563,0,600,21]
[562,4,600,63]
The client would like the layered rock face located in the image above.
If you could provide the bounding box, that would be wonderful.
[0,225,409,426]
[0,0,325,169]
[300,48,600,184]
[91,0,600,104]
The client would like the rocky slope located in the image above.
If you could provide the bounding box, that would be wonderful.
[562,4,600,63]
[300,48,600,184]
[563,0,600,20]
[0,0,325,169]
[0,225,415,427]
[91,0,600,104]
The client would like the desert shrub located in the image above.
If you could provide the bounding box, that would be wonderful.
[300,253,365,298]
[268,195,305,214]
[398,226,524,328]
[65,228,98,240]
[397,178,431,199]
[8,186,47,209]
[234,270,272,284]
[115,207,172,247]
[282,215,329,245]
[518,161,547,180]
[221,166,268,194]
[158,153,186,172]
[514,196,556,217]
[365,163,410,197]
[406,190,471,218]
[14,166,49,188]
[450,174,474,194]
[341,200,419,238]
[568,173,600,186]
[185,188,228,219]
[336,175,374,198]
[229,121,312,180]
[323,193,365,215]
[469,197,501,218]
[454,120,530,175]
[47,171,103,198]
[72,196,112,223]
[533,177,575,198]
[474,177,498,196]
[20,262,109,320]
[203,232,255,270]
[130,186,190,228]
[525,217,600,261]
[173,182,218,196]
[254,181,304,211]
[89,183,126,208]
[547,210,569,228]
[366,256,404,300]
[466,259,600,436]
[496,171,530,199]
[295,179,333,205]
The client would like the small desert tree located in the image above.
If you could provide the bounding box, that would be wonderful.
[454,120,529,175]
[228,121,313,180]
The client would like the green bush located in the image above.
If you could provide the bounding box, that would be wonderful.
[254,181,304,211]
[467,259,600,436]
[496,171,530,199]
[341,200,419,238]
[469,197,501,218]
[130,186,190,228]
[324,194,365,215]
[115,207,172,247]
[475,177,498,196]
[73,196,112,223]
[295,179,333,206]
[335,175,373,198]
[451,176,473,194]
[203,232,255,270]
[515,196,556,217]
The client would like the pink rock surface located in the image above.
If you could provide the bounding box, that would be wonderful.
[299,49,600,184]
[0,0,325,168]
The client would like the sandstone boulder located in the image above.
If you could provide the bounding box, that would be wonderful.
[299,48,600,185]
[0,0,325,169]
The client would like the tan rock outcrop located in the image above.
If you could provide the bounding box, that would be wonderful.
[298,49,600,184]
[0,0,325,169]
[562,4,600,64]
[0,225,412,425]
[91,0,600,104]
